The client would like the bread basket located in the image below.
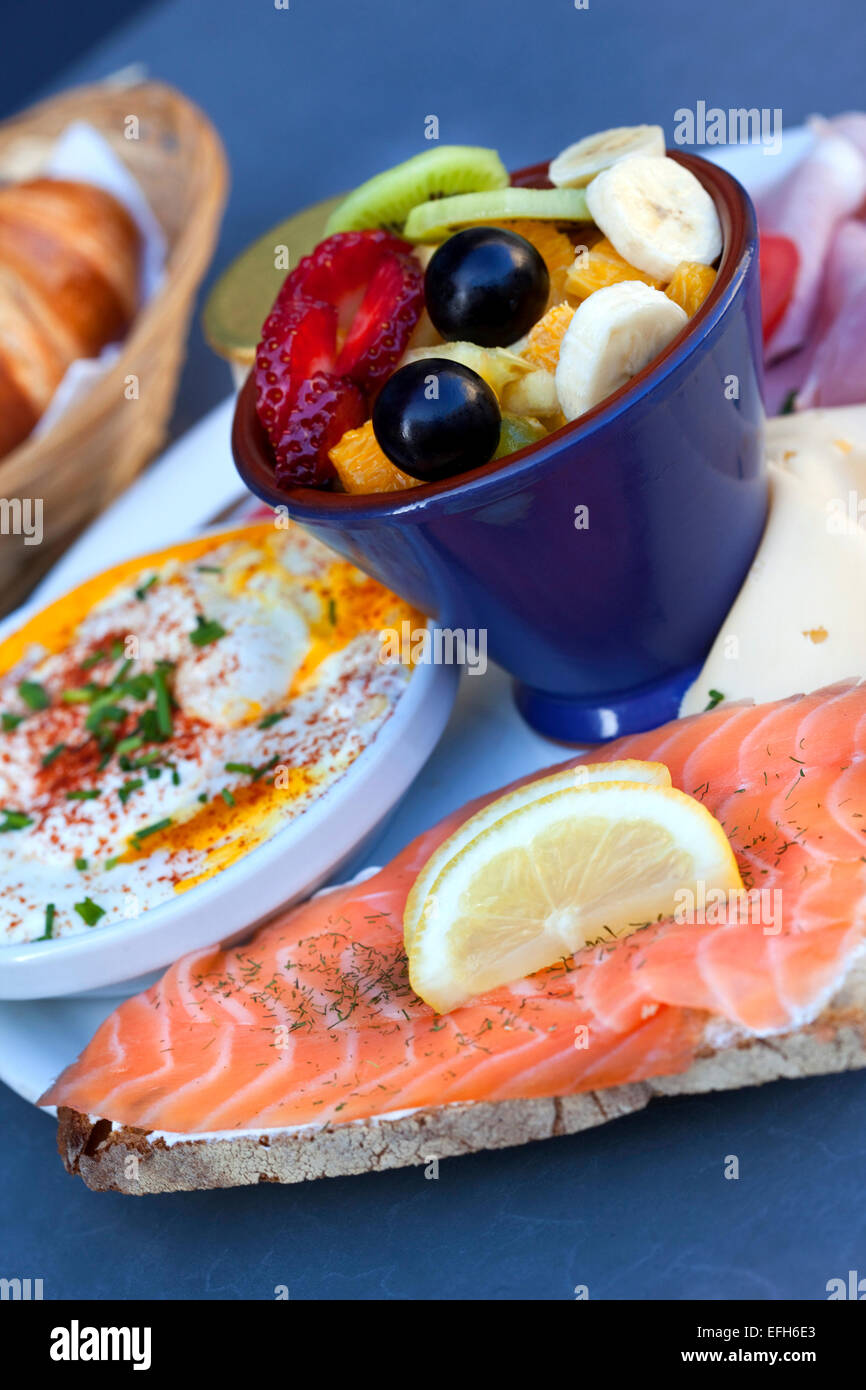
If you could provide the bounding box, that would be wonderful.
[0,80,228,615]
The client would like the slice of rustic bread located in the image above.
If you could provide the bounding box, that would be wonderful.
[54,959,866,1194]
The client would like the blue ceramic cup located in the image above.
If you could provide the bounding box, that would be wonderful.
[233,152,766,743]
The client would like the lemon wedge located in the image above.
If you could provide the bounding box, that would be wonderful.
[405,776,742,1014]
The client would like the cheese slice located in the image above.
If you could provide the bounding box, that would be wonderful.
[766,404,866,465]
[681,408,866,716]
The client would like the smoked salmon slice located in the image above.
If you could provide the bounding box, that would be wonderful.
[41,680,866,1135]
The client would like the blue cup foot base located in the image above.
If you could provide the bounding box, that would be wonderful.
[514,666,702,745]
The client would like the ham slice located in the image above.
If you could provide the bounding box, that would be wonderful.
[758,128,866,363]
[797,220,866,408]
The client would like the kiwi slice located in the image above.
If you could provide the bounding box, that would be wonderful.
[493,413,548,461]
[324,146,508,236]
[203,194,344,365]
[404,187,591,242]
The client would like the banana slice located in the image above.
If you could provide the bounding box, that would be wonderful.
[548,124,665,187]
[554,281,687,420]
[586,155,722,282]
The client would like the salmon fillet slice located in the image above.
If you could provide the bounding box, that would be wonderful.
[42,680,866,1146]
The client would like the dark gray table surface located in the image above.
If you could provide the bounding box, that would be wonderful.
[2,0,865,1301]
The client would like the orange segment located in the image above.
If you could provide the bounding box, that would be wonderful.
[329,420,419,495]
[523,301,576,372]
[494,219,576,299]
[665,261,717,316]
[565,236,662,299]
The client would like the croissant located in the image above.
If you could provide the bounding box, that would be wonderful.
[0,178,141,459]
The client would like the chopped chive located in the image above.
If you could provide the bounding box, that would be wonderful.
[41,743,66,768]
[65,788,102,801]
[1,712,24,731]
[74,897,105,927]
[62,684,100,704]
[113,657,134,686]
[129,817,173,848]
[122,751,163,777]
[115,734,144,757]
[145,766,162,781]
[118,778,144,806]
[257,711,286,730]
[224,755,280,782]
[38,903,56,940]
[120,673,152,701]
[88,688,121,711]
[189,614,227,647]
[151,666,173,737]
[0,810,33,832]
[704,689,725,711]
[97,750,113,772]
[84,703,126,734]
[779,389,797,416]
[196,564,223,574]
[197,792,208,804]
[135,709,164,745]
[134,574,158,601]
[81,650,106,670]
[18,681,49,711]
[221,787,236,807]
[110,639,124,661]
[327,597,337,626]
[104,856,121,871]
[75,857,88,871]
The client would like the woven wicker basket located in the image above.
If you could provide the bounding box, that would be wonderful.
[0,80,228,615]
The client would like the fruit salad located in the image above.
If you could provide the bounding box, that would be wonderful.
[253,125,723,494]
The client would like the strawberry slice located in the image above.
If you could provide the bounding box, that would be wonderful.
[255,298,336,442]
[336,251,424,391]
[276,230,411,314]
[255,231,424,488]
[273,371,366,488]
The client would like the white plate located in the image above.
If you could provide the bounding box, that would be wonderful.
[0,553,457,1000]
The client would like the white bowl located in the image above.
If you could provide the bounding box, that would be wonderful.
[0,592,457,1000]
